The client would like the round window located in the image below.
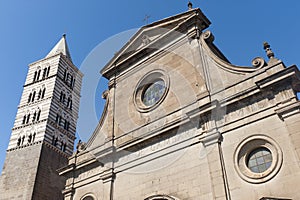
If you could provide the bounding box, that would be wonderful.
[82,197,94,200]
[81,194,96,200]
[134,70,169,112]
[247,147,272,173]
[234,135,283,184]
[142,79,166,107]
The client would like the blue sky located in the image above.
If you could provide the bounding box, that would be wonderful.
[0,1,299,173]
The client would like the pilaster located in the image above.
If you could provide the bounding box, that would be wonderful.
[201,131,230,200]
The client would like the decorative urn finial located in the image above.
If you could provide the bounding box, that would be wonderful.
[188,1,193,10]
[263,42,275,59]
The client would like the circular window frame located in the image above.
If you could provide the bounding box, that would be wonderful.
[144,194,179,200]
[234,134,283,184]
[134,70,169,112]
[80,193,97,200]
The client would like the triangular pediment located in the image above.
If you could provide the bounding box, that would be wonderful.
[101,8,210,78]
[126,11,199,52]
[86,5,296,157]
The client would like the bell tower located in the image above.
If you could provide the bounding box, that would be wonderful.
[0,35,83,200]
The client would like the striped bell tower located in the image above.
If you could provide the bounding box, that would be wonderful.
[0,34,83,200]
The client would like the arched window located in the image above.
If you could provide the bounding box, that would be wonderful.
[63,69,67,81]
[59,91,63,102]
[28,134,32,143]
[52,135,55,145]
[72,78,75,89]
[26,114,30,124]
[62,92,65,102]
[60,91,65,103]
[46,66,50,77]
[55,114,62,126]
[69,74,74,88]
[55,114,59,123]
[41,88,46,99]
[67,73,71,84]
[37,89,42,100]
[60,141,67,152]
[31,108,41,123]
[64,120,67,130]
[70,76,73,87]
[17,137,21,146]
[33,71,38,82]
[36,69,41,81]
[52,135,58,147]
[70,99,73,110]
[67,96,72,109]
[42,68,47,79]
[32,111,37,122]
[67,96,70,107]
[64,72,74,88]
[55,114,63,126]
[62,143,67,152]
[36,109,41,121]
[54,137,58,146]
[64,120,70,131]
[59,116,63,127]
[60,141,64,150]
[22,115,26,124]
[32,133,36,143]
[28,93,32,103]
[31,91,36,102]
[21,136,25,145]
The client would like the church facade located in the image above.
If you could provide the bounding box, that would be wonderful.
[59,6,300,200]
[1,4,300,200]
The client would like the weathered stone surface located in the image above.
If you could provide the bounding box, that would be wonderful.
[59,7,300,200]
[2,6,300,200]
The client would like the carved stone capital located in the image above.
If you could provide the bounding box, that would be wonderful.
[187,25,201,39]
[201,131,222,147]
[275,101,300,120]
[62,187,75,197]
[100,168,115,183]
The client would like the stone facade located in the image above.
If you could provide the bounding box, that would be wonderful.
[0,35,83,200]
[1,5,300,200]
[59,7,300,200]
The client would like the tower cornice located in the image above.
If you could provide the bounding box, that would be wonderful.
[28,53,83,77]
[6,140,71,158]
[23,74,56,88]
[11,118,48,131]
